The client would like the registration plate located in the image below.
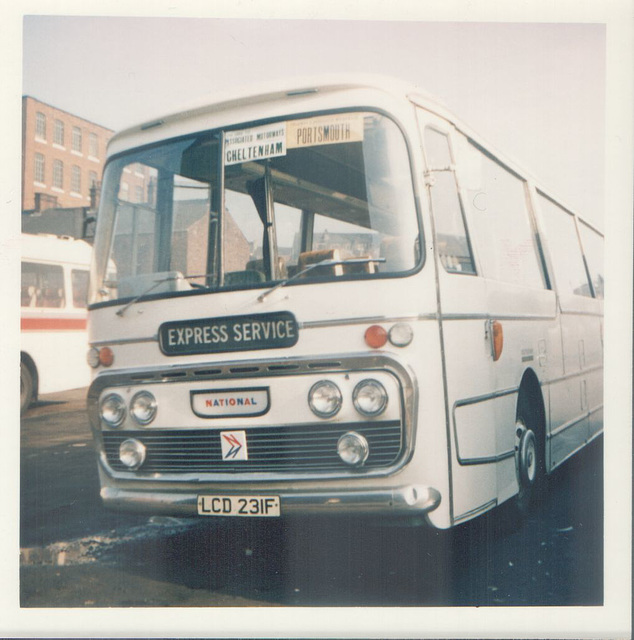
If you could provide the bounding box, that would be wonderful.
[197,495,281,517]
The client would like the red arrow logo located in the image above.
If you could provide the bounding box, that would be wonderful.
[222,433,243,459]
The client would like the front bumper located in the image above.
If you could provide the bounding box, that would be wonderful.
[101,483,441,518]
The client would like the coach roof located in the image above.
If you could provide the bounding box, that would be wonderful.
[108,75,441,146]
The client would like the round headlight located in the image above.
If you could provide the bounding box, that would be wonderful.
[130,391,157,426]
[100,393,126,428]
[308,380,342,418]
[353,379,388,416]
[389,322,413,347]
[337,431,369,466]
[119,438,146,470]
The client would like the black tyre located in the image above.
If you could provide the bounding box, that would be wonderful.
[20,361,34,415]
[512,392,546,517]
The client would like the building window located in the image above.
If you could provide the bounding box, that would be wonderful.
[71,165,81,193]
[134,185,144,202]
[34,153,45,183]
[35,112,46,139]
[89,170,98,186]
[89,133,98,157]
[53,160,64,189]
[72,126,82,152]
[54,119,64,145]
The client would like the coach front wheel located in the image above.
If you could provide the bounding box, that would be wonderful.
[514,419,539,515]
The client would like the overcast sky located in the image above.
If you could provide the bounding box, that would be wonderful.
[22,17,606,227]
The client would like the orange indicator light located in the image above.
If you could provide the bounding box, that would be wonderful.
[492,320,504,362]
[99,346,114,367]
[365,325,388,349]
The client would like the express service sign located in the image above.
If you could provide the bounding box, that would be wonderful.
[159,311,299,356]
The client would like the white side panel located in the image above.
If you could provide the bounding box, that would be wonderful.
[549,297,603,468]
[454,401,497,460]
[21,330,91,394]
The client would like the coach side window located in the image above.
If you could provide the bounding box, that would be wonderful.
[578,222,604,299]
[424,127,476,274]
[538,194,592,298]
[461,144,547,289]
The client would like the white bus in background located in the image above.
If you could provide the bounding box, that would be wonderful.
[86,76,603,529]
[20,233,93,413]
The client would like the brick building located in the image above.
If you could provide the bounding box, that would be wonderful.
[22,96,114,212]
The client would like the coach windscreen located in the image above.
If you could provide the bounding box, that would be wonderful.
[90,111,420,305]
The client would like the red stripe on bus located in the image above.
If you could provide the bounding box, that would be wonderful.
[21,317,87,331]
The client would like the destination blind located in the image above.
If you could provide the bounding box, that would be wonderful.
[224,114,365,165]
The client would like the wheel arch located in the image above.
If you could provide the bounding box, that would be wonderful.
[517,367,547,469]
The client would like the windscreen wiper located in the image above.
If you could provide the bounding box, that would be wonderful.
[257,257,385,303]
[115,273,216,317]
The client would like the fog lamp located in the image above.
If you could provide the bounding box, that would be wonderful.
[100,393,126,428]
[308,380,342,418]
[119,438,147,470]
[337,431,369,466]
[353,379,388,416]
[130,391,157,426]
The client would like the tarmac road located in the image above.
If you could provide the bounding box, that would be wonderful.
[20,387,603,607]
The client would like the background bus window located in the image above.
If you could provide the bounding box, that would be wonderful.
[71,269,90,308]
[424,128,476,274]
[21,262,65,308]
[463,145,546,289]
[538,194,592,298]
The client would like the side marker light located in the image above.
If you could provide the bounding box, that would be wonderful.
[492,320,504,362]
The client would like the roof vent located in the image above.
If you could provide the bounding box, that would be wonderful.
[140,119,164,131]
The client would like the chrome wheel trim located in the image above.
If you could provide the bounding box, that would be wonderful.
[519,428,537,487]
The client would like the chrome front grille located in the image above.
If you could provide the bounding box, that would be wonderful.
[102,420,402,473]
